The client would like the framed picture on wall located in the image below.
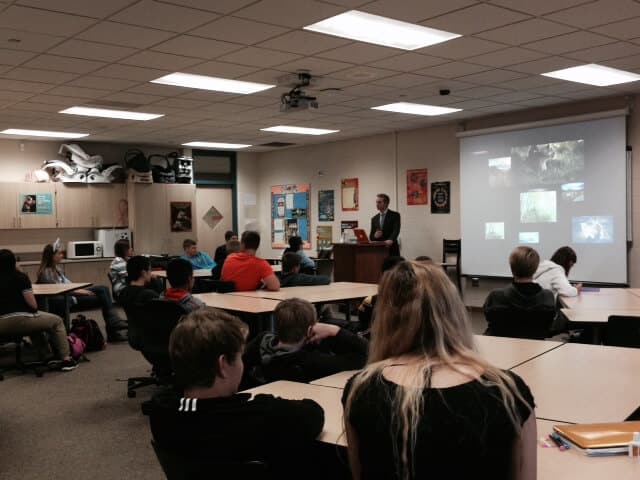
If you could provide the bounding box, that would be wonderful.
[170,201,193,232]
[431,182,450,214]
[341,178,359,211]
[407,169,428,205]
[318,190,334,221]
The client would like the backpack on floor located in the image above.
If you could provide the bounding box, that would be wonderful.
[67,333,86,359]
[70,315,107,352]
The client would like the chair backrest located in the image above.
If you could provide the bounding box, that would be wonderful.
[151,440,268,480]
[484,306,555,340]
[442,239,461,264]
[198,279,236,293]
[604,316,640,348]
[123,302,147,350]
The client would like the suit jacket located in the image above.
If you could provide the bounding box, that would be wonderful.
[370,209,401,256]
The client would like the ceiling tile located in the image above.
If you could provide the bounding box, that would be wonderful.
[317,43,397,64]
[183,60,259,78]
[530,83,591,96]
[16,0,137,18]
[191,17,289,45]
[446,99,499,109]
[524,31,614,54]
[592,17,640,40]
[372,73,438,88]
[476,18,575,45]
[23,55,106,74]
[422,4,530,35]
[97,91,165,105]
[456,85,513,98]
[0,78,54,93]
[0,6,97,36]
[516,96,570,107]
[605,54,640,71]
[151,35,243,60]
[110,0,219,33]
[488,91,542,103]
[273,56,354,76]
[119,50,202,70]
[367,53,448,72]
[66,75,140,91]
[47,85,112,98]
[0,48,36,66]
[546,0,640,29]
[473,104,522,115]
[217,47,301,68]
[418,37,506,60]
[49,39,138,63]
[226,95,277,107]
[27,93,92,106]
[233,0,345,28]
[489,0,594,16]
[0,28,65,53]
[236,68,289,85]
[565,42,640,62]
[2,67,79,85]
[508,56,582,74]
[418,61,491,79]
[495,75,560,90]
[258,31,351,56]
[328,65,397,83]
[77,22,175,49]
[9,101,62,113]
[92,64,169,81]
[341,83,394,97]
[127,83,191,97]
[458,69,527,85]
[361,0,478,22]
[157,0,257,14]
[466,47,546,68]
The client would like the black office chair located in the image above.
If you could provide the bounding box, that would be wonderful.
[442,239,462,293]
[198,279,236,293]
[603,315,640,348]
[484,306,556,340]
[151,440,269,480]
[0,335,47,380]
[125,300,186,398]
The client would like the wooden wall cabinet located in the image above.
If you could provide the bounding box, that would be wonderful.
[0,182,57,229]
[0,183,18,229]
[55,184,126,228]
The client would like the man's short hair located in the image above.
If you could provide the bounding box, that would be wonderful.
[183,239,197,250]
[382,255,405,272]
[224,230,236,241]
[126,255,150,281]
[275,298,317,344]
[170,308,247,389]
[167,258,193,289]
[282,252,301,274]
[377,193,390,205]
[509,246,540,278]
[241,231,260,250]
[226,239,240,254]
[114,239,130,259]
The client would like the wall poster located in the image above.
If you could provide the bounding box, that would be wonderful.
[271,184,311,248]
[316,225,333,249]
[19,193,53,215]
[341,177,359,211]
[170,201,193,232]
[318,189,334,221]
[407,169,428,205]
[431,181,451,214]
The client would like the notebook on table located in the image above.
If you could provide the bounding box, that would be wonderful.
[554,421,640,456]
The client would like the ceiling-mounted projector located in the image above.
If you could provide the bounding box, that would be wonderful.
[280,72,318,112]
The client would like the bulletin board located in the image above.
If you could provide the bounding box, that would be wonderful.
[271,184,311,249]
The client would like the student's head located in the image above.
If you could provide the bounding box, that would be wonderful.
[41,242,64,268]
[182,239,198,257]
[0,249,17,275]
[226,239,240,254]
[241,231,260,251]
[381,255,405,273]
[414,255,432,263]
[224,230,238,242]
[282,252,301,274]
[167,258,194,290]
[550,246,578,275]
[288,236,303,252]
[114,239,132,259]
[170,308,248,393]
[509,246,540,280]
[376,193,390,212]
[126,255,151,283]
[274,298,317,345]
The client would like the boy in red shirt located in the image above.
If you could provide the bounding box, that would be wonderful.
[221,231,279,291]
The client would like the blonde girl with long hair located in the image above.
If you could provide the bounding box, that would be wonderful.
[342,261,536,480]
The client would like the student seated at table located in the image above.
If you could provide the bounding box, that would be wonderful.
[342,261,536,480]
[160,259,205,313]
[221,231,280,291]
[357,256,405,332]
[147,308,324,479]
[283,235,315,274]
[212,239,240,280]
[108,239,132,300]
[534,245,581,297]
[213,230,238,266]
[181,239,216,271]
[244,298,367,383]
[118,256,160,309]
[37,241,127,343]
[483,246,555,337]
[278,253,330,287]
[0,249,77,371]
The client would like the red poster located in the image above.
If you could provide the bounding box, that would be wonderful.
[407,169,428,205]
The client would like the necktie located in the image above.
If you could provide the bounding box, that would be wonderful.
[380,213,385,229]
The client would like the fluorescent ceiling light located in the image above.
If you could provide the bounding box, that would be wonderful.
[304,10,460,50]
[372,102,462,116]
[182,141,251,149]
[260,125,339,135]
[0,128,89,139]
[151,72,274,94]
[60,106,163,121]
[541,64,640,86]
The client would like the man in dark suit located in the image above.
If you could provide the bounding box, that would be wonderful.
[369,193,401,256]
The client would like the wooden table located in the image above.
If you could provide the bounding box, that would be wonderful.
[152,268,213,279]
[193,292,281,314]
[561,308,640,324]
[513,342,640,424]
[560,289,640,310]
[33,282,91,331]
[311,370,359,389]
[242,380,346,446]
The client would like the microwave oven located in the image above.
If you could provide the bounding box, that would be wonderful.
[67,241,103,259]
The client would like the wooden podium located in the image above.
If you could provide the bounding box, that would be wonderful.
[332,242,389,283]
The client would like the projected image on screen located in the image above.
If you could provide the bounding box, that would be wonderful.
[520,191,557,223]
[485,222,505,240]
[519,232,539,244]
[561,182,584,202]
[572,216,614,243]
[511,140,584,185]
[488,157,511,187]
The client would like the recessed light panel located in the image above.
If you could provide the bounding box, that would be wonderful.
[151,72,274,94]
[60,107,163,121]
[260,126,339,135]
[542,64,640,86]
[182,142,251,149]
[1,129,89,139]
[304,10,460,50]
[372,102,462,116]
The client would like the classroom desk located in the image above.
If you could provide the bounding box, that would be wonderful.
[193,292,281,314]
[513,343,640,424]
[228,282,377,302]
[242,380,346,447]
[32,282,91,331]
[537,419,640,480]
[561,308,640,323]
[152,269,213,279]
[560,289,640,310]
